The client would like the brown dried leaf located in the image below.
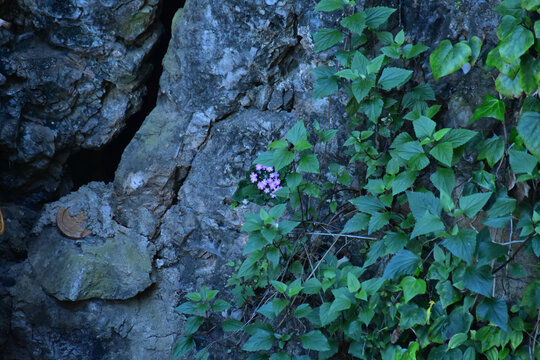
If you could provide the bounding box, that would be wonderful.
[56,206,92,239]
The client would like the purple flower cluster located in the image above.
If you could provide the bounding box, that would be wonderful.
[250,164,283,198]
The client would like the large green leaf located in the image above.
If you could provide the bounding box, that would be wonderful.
[286,120,308,145]
[430,142,453,167]
[519,55,540,94]
[456,264,493,297]
[363,6,396,29]
[509,149,538,174]
[430,40,472,81]
[497,15,521,41]
[402,43,429,60]
[488,191,516,218]
[313,28,343,52]
[342,212,370,233]
[478,136,505,167]
[436,280,460,309]
[377,67,413,91]
[397,303,427,329]
[382,249,421,279]
[521,0,540,11]
[430,167,455,196]
[351,77,374,102]
[368,211,390,234]
[486,47,521,77]
[400,276,426,302]
[242,328,275,351]
[517,112,540,160]
[413,116,437,139]
[392,170,417,195]
[498,26,534,63]
[459,192,492,218]
[468,36,483,66]
[495,72,523,98]
[301,330,331,351]
[442,229,477,264]
[477,298,509,330]
[407,191,442,219]
[411,212,445,238]
[359,97,384,123]
[340,12,367,35]
[443,129,478,148]
[313,76,338,99]
[470,94,505,123]
[298,153,320,173]
[314,0,344,12]
[272,149,295,171]
[173,337,195,359]
[349,195,386,215]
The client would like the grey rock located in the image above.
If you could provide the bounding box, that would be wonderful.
[0,0,161,202]
[113,0,298,229]
[29,182,155,301]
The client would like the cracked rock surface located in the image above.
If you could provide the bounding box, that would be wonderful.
[0,0,507,359]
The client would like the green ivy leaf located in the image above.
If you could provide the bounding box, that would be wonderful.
[517,112,540,160]
[242,328,275,351]
[382,249,421,279]
[185,316,204,336]
[442,229,477,264]
[314,0,344,12]
[295,304,313,319]
[269,352,291,360]
[497,15,520,41]
[402,43,429,60]
[400,276,426,302]
[495,72,523,98]
[430,167,455,196]
[477,298,509,330]
[397,303,427,329]
[349,196,386,215]
[313,76,338,99]
[340,12,367,35]
[443,129,477,148]
[509,149,538,174]
[301,330,331,351]
[523,0,540,11]
[488,191,516,218]
[286,121,308,145]
[359,97,384,123]
[411,211,445,238]
[470,94,505,123]
[342,212,370,233]
[222,318,244,332]
[486,47,521,77]
[212,299,231,312]
[430,142,453,167]
[392,170,417,195]
[478,136,505,167]
[519,55,540,95]
[377,67,413,91]
[456,264,493,297]
[173,337,195,359]
[448,333,468,350]
[367,54,386,74]
[363,6,396,29]
[430,40,472,81]
[302,278,322,295]
[498,26,534,63]
[459,192,493,218]
[436,280,460,308]
[298,153,320,174]
[468,36,483,66]
[413,116,437,139]
[313,28,343,53]
[368,211,390,234]
[407,191,442,219]
[272,149,295,171]
[351,77,375,102]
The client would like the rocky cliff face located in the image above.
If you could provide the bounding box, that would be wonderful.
[0,0,501,359]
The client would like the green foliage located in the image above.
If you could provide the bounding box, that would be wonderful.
[173,1,540,359]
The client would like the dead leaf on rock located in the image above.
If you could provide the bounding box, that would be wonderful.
[56,206,92,239]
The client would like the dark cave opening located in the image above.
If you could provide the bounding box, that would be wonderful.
[65,0,185,191]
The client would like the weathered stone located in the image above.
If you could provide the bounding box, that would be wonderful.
[29,182,155,301]
[0,0,161,202]
[113,0,298,229]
